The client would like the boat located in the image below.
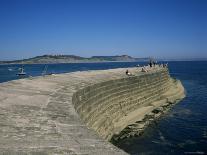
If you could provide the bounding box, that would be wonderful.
[41,65,54,76]
[8,68,13,71]
[16,66,26,76]
[42,65,48,76]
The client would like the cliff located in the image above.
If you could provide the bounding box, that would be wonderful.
[0,66,185,154]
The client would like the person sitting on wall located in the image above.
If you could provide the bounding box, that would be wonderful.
[126,69,132,76]
[141,67,148,72]
[153,61,156,67]
[149,61,152,67]
[163,63,168,68]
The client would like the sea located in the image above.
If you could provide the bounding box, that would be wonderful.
[0,61,207,155]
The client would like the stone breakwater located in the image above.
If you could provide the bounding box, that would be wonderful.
[0,67,184,154]
[111,79,184,142]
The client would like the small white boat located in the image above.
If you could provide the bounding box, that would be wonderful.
[42,65,48,76]
[16,66,26,76]
[8,68,13,71]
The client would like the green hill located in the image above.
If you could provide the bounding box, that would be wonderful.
[0,54,149,64]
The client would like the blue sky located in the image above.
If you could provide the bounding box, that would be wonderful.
[0,0,206,60]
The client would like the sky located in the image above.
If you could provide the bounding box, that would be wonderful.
[0,0,206,60]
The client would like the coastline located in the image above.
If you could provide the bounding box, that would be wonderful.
[1,60,206,66]
[0,60,145,65]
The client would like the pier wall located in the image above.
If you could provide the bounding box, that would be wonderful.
[0,67,184,154]
[72,69,173,140]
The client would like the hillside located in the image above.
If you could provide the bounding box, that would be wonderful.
[0,55,148,64]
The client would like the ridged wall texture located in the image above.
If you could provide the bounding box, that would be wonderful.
[72,68,181,140]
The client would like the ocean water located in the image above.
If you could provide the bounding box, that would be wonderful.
[0,62,146,83]
[0,61,207,154]
[113,61,207,155]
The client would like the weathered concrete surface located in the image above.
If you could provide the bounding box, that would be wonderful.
[0,66,185,154]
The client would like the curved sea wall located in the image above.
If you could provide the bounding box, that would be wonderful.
[0,67,184,154]
[72,68,185,141]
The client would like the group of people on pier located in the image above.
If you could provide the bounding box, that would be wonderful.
[125,59,168,76]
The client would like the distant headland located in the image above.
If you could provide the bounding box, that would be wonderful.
[0,55,149,64]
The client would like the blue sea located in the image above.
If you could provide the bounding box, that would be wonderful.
[0,61,207,154]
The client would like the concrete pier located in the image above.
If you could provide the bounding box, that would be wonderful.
[0,67,185,154]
